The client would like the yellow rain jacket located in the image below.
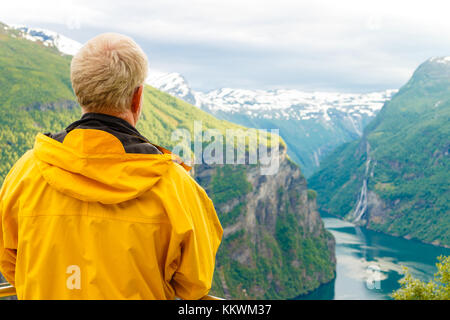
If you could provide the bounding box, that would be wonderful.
[0,117,223,300]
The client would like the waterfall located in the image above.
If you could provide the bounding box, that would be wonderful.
[352,141,371,222]
[353,179,368,222]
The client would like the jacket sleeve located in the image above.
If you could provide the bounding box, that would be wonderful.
[0,179,19,286]
[166,166,223,300]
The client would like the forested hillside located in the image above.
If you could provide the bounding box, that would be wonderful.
[309,57,450,247]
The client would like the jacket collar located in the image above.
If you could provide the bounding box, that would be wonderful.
[66,113,145,140]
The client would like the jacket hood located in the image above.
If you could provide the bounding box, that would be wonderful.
[33,130,178,204]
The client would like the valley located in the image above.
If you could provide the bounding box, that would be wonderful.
[0,21,448,300]
[309,56,450,247]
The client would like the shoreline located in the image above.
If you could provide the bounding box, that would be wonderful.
[319,211,450,249]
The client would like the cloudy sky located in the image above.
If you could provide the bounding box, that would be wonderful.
[1,0,449,92]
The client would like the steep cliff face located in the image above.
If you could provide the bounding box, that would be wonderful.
[196,148,336,299]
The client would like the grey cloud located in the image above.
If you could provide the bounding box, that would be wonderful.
[1,0,450,92]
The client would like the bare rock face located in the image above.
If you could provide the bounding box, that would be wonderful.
[366,190,388,226]
[195,149,336,299]
[22,100,79,112]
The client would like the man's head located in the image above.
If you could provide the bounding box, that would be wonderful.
[71,33,148,126]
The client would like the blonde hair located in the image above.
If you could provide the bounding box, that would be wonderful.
[71,33,148,115]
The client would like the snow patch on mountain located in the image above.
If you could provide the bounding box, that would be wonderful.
[146,72,197,105]
[429,56,450,65]
[149,71,396,124]
[11,25,82,56]
[195,88,396,122]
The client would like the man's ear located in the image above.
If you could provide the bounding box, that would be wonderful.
[131,85,144,114]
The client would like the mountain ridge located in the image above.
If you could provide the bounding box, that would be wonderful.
[148,72,396,176]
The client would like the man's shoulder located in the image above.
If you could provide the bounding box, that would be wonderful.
[164,161,196,185]
[160,161,209,198]
[1,149,38,194]
[5,150,36,179]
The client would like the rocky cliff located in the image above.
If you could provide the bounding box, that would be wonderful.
[196,147,336,299]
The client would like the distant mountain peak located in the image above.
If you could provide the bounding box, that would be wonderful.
[146,72,197,105]
[147,72,188,88]
[10,24,82,56]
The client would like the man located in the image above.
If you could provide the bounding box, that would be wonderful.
[0,33,223,299]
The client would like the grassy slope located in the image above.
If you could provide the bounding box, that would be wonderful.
[309,59,450,246]
[0,23,77,180]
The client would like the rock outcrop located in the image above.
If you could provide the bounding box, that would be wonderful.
[196,148,336,299]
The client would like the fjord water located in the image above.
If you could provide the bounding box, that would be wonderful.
[296,213,450,300]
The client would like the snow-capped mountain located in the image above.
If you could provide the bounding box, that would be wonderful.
[195,88,395,125]
[149,71,394,125]
[10,25,82,56]
[149,72,396,176]
[196,88,396,176]
[146,72,197,105]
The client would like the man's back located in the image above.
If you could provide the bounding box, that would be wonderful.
[0,114,222,299]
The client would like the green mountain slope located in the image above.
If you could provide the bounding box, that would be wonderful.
[0,22,335,298]
[309,57,450,247]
